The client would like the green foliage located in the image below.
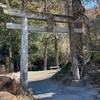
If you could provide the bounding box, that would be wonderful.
[33,57,44,70]
[47,53,55,67]
[90,14,100,51]
[0,0,99,72]
[51,71,65,81]
[52,61,72,80]
[60,61,72,74]
[91,51,100,61]
[28,64,37,71]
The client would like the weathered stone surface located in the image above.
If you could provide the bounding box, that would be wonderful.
[0,91,17,100]
[0,91,34,100]
[0,76,24,95]
[0,76,12,90]
[0,75,34,99]
[17,95,34,100]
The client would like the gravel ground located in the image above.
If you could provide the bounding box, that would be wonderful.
[11,70,98,100]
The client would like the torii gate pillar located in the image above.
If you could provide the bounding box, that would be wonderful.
[20,17,28,91]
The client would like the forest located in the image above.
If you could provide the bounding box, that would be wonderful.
[0,0,100,100]
[0,0,99,70]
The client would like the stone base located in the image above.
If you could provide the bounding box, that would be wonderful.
[71,80,82,87]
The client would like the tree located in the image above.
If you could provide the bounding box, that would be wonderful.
[43,37,48,70]
[55,36,59,66]
[69,0,86,80]
[90,14,100,51]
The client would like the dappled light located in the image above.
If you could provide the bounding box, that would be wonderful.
[0,0,100,100]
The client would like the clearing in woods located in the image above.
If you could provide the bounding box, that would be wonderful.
[12,70,98,100]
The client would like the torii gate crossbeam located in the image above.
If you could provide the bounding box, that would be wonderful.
[6,23,82,33]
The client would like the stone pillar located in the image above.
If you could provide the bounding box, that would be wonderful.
[20,16,28,91]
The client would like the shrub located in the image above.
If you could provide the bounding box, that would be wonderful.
[52,61,72,80]
[91,51,100,61]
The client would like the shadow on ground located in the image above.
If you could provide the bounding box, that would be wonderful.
[29,77,98,100]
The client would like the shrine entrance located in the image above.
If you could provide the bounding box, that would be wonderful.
[0,2,89,91]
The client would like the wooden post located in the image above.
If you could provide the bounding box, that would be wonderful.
[20,16,28,91]
[69,23,80,80]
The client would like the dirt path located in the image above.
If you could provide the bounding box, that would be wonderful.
[12,70,98,100]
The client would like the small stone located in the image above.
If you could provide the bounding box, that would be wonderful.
[71,80,82,87]
[97,95,100,98]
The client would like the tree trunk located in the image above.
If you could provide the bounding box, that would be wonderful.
[69,23,80,80]
[55,36,59,66]
[72,0,89,77]
[9,46,12,58]
[72,0,84,57]
[20,16,28,91]
[7,32,14,72]
[9,46,14,72]
[74,23,83,56]
[81,19,90,76]
[43,38,48,70]
[72,0,85,16]
[64,0,70,62]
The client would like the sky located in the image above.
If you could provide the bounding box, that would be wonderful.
[83,0,98,8]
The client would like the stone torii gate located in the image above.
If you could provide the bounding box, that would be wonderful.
[0,3,85,90]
